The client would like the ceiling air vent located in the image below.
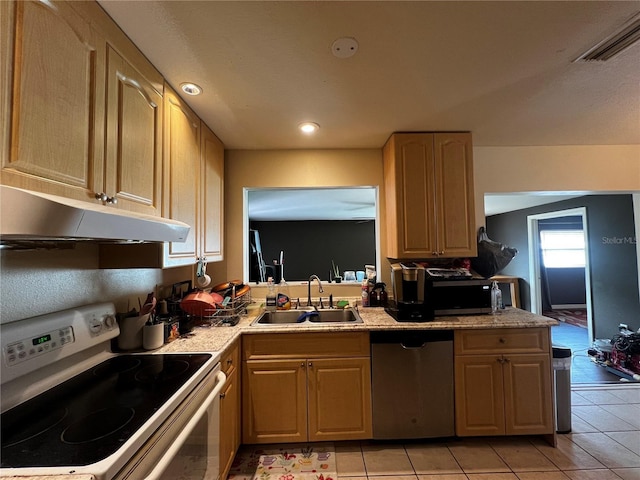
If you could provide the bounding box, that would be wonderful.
[574,13,640,62]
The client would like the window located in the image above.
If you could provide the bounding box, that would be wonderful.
[540,230,586,268]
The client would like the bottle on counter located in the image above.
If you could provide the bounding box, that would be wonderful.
[491,281,502,314]
[276,276,291,310]
[266,277,277,311]
[361,278,370,307]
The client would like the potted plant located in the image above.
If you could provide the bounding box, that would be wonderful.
[331,261,342,283]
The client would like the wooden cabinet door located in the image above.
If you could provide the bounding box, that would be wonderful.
[384,133,437,258]
[220,369,238,479]
[503,353,554,435]
[454,354,505,436]
[242,359,307,444]
[307,357,372,441]
[433,133,476,257]
[384,132,476,259]
[1,0,105,201]
[162,85,200,267]
[104,46,162,215]
[220,341,241,479]
[200,124,224,262]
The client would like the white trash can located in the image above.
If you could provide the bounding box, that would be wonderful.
[552,345,572,433]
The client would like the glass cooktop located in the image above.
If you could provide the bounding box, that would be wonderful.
[1,353,211,468]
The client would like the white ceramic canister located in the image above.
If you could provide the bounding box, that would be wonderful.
[143,322,165,350]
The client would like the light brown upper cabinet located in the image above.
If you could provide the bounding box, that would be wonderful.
[1,1,163,215]
[383,132,477,259]
[162,85,201,266]
[104,46,163,215]
[162,85,224,267]
[199,123,224,262]
[1,0,106,201]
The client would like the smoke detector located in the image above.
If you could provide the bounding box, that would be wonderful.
[332,37,359,58]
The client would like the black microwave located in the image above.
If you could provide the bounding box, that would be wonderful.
[428,279,492,315]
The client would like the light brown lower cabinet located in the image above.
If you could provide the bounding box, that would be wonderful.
[454,328,554,437]
[219,340,241,480]
[242,332,372,444]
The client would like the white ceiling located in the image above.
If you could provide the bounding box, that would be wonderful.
[98,1,640,151]
[248,188,376,221]
[483,193,585,216]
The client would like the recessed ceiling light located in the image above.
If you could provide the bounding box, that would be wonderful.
[180,82,202,96]
[299,122,320,134]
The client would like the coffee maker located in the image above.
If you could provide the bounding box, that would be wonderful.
[386,262,434,321]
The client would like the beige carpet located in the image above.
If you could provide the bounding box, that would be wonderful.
[228,443,336,480]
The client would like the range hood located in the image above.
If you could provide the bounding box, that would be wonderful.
[0,186,190,248]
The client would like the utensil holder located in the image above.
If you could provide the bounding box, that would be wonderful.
[117,314,149,351]
[143,322,165,350]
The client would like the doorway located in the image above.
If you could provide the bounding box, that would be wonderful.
[527,207,594,343]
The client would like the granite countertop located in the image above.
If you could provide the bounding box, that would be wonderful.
[156,304,558,355]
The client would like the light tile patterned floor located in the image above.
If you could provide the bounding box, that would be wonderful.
[334,385,640,480]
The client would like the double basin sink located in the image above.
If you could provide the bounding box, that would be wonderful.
[251,307,363,326]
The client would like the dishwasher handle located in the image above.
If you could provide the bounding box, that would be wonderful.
[401,340,427,349]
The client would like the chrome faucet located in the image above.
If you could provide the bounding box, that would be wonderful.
[307,275,324,307]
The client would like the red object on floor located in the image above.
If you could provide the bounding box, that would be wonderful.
[611,348,640,375]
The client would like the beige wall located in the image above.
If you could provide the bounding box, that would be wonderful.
[224,149,386,300]
[473,145,640,227]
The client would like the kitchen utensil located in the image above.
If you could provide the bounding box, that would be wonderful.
[139,292,156,316]
[180,290,224,317]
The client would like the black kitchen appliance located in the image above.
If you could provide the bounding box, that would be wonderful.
[387,262,432,321]
[386,263,492,321]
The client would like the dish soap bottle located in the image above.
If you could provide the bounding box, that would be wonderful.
[491,281,502,314]
[276,276,291,310]
[266,277,277,311]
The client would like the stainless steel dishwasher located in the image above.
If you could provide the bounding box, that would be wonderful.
[371,330,454,439]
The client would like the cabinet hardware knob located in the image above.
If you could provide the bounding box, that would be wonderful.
[227,359,233,365]
[499,338,506,343]
[301,362,305,367]
[95,192,108,202]
[308,362,313,367]
[106,196,118,205]
[220,392,226,399]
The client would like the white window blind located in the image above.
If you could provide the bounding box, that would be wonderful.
[540,230,586,268]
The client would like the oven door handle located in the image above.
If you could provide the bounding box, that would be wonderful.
[143,370,227,480]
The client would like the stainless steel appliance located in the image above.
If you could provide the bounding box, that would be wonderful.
[430,278,492,315]
[371,330,454,439]
[0,185,190,248]
[0,303,226,480]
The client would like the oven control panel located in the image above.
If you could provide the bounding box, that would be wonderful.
[1,303,120,386]
[4,326,75,367]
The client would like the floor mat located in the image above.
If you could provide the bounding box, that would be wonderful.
[544,308,588,328]
[228,443,336,480]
